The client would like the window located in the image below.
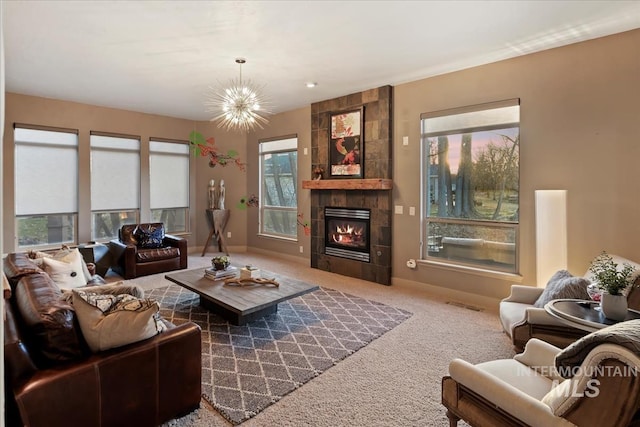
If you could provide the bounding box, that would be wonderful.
[90,133,140,241]
[149,140,189,233]
[421,99,520,273]
[259,136,298,239]
[14,125,78,249]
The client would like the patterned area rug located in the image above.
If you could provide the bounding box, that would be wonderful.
[147,284,412,425]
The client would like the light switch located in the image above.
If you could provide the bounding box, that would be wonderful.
[402,136,409,146]
[395,205,404,215]
[303,147,308,155]
[409,206,415,216]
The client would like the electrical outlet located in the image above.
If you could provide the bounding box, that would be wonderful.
[402,136,409,146]
[227,232,231,238]
[299,246,304,253]
[409,206,415,216]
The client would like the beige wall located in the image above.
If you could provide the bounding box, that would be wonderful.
[246,106,312,261]
[3,29,639,306]
[193,121,247,252]
[1,94,248,253]
[392,29,640,302]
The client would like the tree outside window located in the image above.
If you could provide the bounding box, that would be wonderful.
[259,137,298,239]
[422,100,520,273]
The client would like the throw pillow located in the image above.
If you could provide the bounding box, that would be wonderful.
[134,226,165,249]
[533,270,591,308]
[53,246,93,283]
[42,252,87,290]
[72,288,166,352]
[30,247,93,283]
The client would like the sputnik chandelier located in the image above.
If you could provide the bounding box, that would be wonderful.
[204,58,271,133]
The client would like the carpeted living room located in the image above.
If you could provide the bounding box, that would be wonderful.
[115,252,514,426]
[3,2,640,427]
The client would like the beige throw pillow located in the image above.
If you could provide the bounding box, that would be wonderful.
[72,289,166,352]
[31,247,93,283]
[42,251,87,289]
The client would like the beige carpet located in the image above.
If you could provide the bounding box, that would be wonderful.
[115,251,515,426]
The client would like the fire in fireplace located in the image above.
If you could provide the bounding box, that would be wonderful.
[324,207,371,262]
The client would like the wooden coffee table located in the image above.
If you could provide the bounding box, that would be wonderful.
[165,268,319,325]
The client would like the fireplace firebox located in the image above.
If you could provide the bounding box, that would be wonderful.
[324,207,371,262]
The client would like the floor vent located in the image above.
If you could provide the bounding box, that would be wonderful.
[446,301,483,312]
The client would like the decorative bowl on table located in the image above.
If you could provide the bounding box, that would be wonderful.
[211,256,230,271]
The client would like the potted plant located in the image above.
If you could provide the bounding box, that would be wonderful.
[589,252,636,320]
[211,255,230,271]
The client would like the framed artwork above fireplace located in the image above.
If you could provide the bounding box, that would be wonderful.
[329,107,363,178]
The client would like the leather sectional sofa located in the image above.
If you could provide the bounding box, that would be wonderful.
[3,252,202,427]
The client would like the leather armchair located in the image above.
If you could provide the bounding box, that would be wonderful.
[442,337,640,427]
[499,254,640,351]
[109,223,187,279]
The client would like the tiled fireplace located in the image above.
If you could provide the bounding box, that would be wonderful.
[307,86,393,285]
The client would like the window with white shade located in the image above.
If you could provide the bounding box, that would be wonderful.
[149,140,189,233]
[90,133,140,241]
[259,136,298,239]
[14,125,78,249]
[421,99,520,273]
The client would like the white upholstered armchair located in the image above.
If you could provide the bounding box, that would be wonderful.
[499,254,640,351]
[442,322,640,427]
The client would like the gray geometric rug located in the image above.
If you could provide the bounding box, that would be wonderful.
[147,284,412,425]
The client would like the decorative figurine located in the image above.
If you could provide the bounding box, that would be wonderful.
[217,179,226,210]
[208,179,216,209]
[313,166,324,180]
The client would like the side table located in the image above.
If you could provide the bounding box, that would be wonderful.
[545,299,640,332]
[202,209,230,256]
[78,243,112,277]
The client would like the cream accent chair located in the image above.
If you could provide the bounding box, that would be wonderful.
[499,254,640,351]
[442,338,640,426]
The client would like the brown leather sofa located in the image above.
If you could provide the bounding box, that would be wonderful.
[3,252,201,427]
[109,223,187,279]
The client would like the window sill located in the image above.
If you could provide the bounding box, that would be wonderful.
[417,258,523,282]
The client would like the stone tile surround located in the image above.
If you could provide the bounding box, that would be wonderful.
[309,86,393,285]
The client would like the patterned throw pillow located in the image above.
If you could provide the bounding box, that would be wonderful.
[72,288,166,352]
[533,270,591,308]
[134,226,165,249]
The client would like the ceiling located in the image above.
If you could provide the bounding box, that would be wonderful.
[3,1,640,121]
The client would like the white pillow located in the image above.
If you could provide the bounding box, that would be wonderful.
[53,247,92,282]
[72,289,166,352]
[42,251,87,289]
[32,247,92,282]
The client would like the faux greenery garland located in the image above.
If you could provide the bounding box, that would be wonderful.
[589,252,636,296]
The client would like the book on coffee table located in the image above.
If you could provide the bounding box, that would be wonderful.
[204,266,238,281]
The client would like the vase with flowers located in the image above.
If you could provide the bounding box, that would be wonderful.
[589,252,636,320]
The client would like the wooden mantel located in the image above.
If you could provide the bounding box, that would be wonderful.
[302,178,392,190]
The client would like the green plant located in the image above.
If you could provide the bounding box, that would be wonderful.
[589,252,636,296]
